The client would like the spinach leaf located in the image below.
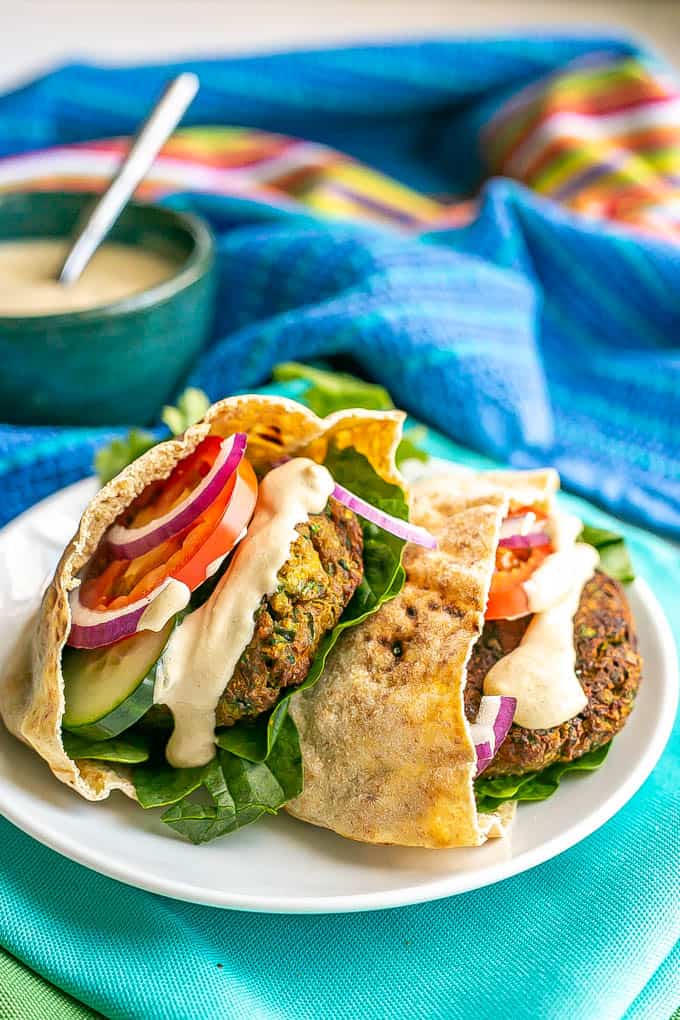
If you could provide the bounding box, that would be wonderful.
[217,443,408,765]
[144,714,302,844]
[134,762,207,808]
[475,743,611,814]
[580,524,635,583]
[62,731,151,764]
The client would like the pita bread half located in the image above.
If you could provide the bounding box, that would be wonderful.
[287,468,559,848]
[0,395,404,803]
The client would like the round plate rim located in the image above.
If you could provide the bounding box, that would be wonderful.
[0,478,676,913]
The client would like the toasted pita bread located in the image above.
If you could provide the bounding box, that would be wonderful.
[287,468,558,847]
[0,395,404,802]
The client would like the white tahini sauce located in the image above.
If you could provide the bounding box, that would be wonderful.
[138,579,190,631]
[0,239,178,316]
[484,541,598,729]
[524,510,586,613]
[154,458,335,768]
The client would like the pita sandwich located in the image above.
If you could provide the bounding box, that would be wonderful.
[0,395,404,803]
[288,468,561,847]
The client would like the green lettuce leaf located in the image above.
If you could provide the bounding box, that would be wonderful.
[95,429,156,486]
[475,742,611,814]
[272,361,393,416]
[395,425,430,467]
[62,731,151,764]
[161,387,211,437]
[580,524,635,583]
[94,387,211,485]
[272,361,429,467]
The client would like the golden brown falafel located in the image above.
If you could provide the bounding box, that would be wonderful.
[215,497,364,726]
[465,571,642,776]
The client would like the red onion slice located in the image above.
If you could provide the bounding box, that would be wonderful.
[474,739,494,776]
[68,577,188,649]
[106,433,247,560]
[498,531,551,550]
[470,695,516,777]
[498,511,550,550]
[331,483,437,549]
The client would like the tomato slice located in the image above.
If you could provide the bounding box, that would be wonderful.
[485,509,553,620]
[121,435,224,529]
[80,459,258,612]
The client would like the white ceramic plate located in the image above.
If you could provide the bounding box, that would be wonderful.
[0,476,676,914]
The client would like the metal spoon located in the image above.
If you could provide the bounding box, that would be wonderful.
[58,72,199,285]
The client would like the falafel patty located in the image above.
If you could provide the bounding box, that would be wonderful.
[215,496,364,726]
[465,571,642,777]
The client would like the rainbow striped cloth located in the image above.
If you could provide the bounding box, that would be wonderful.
[484,51,680,240]
[2,51,679,238]
[0,127,454,228]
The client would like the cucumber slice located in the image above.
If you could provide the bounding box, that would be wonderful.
[62,621,173,740]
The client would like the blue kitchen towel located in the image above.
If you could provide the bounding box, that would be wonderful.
[0,36,679,537]
[0,413,678,1020]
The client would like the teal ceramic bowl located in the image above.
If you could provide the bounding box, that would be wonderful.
[0,191,215,426]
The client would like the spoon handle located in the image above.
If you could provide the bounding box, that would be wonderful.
[58,72,199,286]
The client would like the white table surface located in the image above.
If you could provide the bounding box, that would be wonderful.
[2,0,679,93]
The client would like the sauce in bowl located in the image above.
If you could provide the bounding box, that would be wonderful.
[0,238,179,316]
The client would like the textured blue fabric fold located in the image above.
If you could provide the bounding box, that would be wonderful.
[0,39,678,1019]
[0,417,677,1020]
[0,37,679,537]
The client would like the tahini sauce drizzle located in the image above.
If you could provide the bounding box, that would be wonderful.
[484,541,598,729]
[154,458,334,768]
[138,579,191,632]
[524,510,584,613]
